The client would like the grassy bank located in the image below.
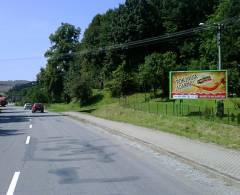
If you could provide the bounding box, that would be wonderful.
[90,104,240,149]
[47,90,240,149]
[47,89,118,112]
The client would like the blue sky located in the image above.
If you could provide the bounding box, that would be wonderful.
[0,0,125,81]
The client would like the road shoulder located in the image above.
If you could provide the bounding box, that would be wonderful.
[64,111,240,184]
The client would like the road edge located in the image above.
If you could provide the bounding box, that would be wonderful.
[64,112,240,186]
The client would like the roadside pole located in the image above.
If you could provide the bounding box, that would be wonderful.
[199,22,225,117]
[217,23,222,70]
[216,23,224,117]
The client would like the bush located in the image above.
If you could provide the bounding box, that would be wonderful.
[71,80,92,105]
[108,63,137,97]
[237,113,240,124]
[231,99,240,109]
[204,106,212,119]
[231,113,236,122]
[138,52,177,97]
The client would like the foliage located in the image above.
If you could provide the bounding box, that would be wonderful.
[108,62,137,97]
[138,52,177,97]
[11,0,240,104]
[40,23,81,103]
[70,70,93,105]
[7,83,48,104]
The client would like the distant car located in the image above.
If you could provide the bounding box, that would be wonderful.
[24,103,32,110]
[0,96,7,107]
[32,103,44,113]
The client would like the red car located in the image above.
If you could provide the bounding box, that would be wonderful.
[0,96,7,107]
[32,103,44,113]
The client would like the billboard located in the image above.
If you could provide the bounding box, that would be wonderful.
[169,70,227,99]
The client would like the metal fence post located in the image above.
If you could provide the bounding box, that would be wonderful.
[173,102,175,115]
[228,108,230,124]
[212,107,214,121]
[176,105,178,117]
[148,101,150,113]
[199,106,201,119]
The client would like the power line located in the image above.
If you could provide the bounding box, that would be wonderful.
[0,56,44,62]
[0,16,239,62]
[50,25,215,58]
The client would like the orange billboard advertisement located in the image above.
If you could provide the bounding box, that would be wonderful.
[169,70,227,99]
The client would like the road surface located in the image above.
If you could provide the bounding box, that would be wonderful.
[0,106,239,195]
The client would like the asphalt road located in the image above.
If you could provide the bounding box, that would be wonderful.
[0,106,236,195]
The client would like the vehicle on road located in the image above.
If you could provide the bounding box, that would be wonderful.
[0,96,7,107]
[32,103,44,113]
[24,103,33,110]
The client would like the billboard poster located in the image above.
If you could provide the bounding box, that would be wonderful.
[169,70,227,99]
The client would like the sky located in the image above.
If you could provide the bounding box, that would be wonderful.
[0,0,125,81]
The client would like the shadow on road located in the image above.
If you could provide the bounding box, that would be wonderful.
[49,166,139,184]
[0,129,25,136]
[0,114,66,124]
[0,115,29,124]
[79,108,96,113]
[0,107,66,137]
[29,114,67,118]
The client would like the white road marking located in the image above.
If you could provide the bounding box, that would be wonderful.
[25,136,31,144]
[6,172,20,195]
[29,124,32,129]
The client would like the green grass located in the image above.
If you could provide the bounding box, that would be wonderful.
[121,93,240,125]
[90,104,240,149]
[123,93,238,109]
[46,102,81,112]
[47,89,118,113]
[47,90,240,149]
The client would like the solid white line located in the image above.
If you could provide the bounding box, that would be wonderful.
[29,124,32,129]
[25,136,31,144]
[6,172,20,195]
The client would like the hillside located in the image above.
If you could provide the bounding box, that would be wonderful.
[0,80,31,94]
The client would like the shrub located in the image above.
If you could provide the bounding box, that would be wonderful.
[237,113,240,124]
[231,113,236,122]
[108,63,137,97]
[204,106,212,119]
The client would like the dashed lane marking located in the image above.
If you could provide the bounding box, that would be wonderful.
[6,172,20,195]
[25,136,31,144]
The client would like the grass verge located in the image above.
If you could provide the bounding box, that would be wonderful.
[90,104,240,149]
[47,90,240,149]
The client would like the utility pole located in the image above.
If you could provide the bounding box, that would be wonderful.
[199,22,223,70]
[217,23,223,70]
[200,22,224,117]
[216,23,224,117]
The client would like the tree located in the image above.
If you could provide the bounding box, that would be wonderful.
[108,61,137,97]
[139,52,177,97]
[43,23,81,102]
[69,67,92,105]
[199,0,240,95]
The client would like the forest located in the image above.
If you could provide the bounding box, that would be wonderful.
[8,0,240,104]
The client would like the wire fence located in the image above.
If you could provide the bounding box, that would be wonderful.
[119,96,240,126]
